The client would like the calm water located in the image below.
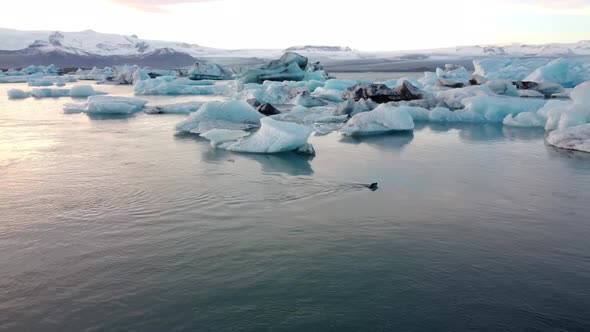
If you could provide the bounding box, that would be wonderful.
[1,79,590,332]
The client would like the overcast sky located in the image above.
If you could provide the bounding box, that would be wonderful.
[2,0,590,51]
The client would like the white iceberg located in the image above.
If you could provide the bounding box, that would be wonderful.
[134,78,227,96]
[7,89,30,99]
[524,58,590,88]
[503,112,545,128]
[546,124,590,153]
[200,129,251,147]
[69,85,107,98]
[175,100,264,134]
[436,85,495,110]
[218,118,313,153]
[31,89,70,98]
[28,77,55,87]
[539,81,590,130]
[272,105,347,125]
[473,58,552,80]
[340,104,415,136]
[460,96,547,122]
[64,96,147,114]
[144,101,207,114]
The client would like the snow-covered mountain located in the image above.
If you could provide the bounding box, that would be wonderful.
[1,27,590,69]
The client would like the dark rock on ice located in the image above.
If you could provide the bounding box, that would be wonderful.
[256,103,281,116]
[342,80,423,103]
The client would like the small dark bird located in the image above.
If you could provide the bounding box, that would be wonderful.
[367,183,379,191]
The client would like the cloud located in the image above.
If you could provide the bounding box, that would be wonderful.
[110,0,222,12]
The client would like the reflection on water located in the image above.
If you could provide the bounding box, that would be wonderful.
[203,148,315,176]
[339,131,414,151]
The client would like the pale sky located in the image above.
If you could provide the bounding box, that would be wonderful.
[2,0,590,51]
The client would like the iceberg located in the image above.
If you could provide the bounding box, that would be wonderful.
[238,52,330,85]
[485,79,519,96]
[69,85,107,98]
[340,104,415,136]
[342,81,423,103]
[78,67,115,81]
[31,89,70,98]
[217,118,313,153]
[460,96,547,122]
[546,124,590,153]
[175,100,264,134]
[435,64,472,86]
[473,58,552,80]
[272,105,346,125]
[436,85,495,110]
[134,78,228,96]
[540,81,590,130]
[28,77,55,87]
[64,96,147,114]
[524,58,590,88]
[200,129,251,147]
[183,63,232,80]
[333,99,377,116]
[7,89,30,99]
[144,101,206,114]
[503,112,545,128]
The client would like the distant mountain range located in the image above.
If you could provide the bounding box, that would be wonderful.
[1,28,589,69]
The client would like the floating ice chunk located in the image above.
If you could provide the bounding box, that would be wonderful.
[546,124,590,153]
[436,64,471,85]
[324,79,359,91]
[290,91,326,107]
[310,87,345,102]
[28,77,55,87]
[78,67,115,81]
[571,81,590,105]
[340,104,415,136]
[173,78,216,86]
[7,89,30,99]
[272,105,346,125]
[0,73,44,83]
[64,96,147,114]
[473,58,552,80]
[540,82,590,130]
[55,77,66,87]
[218,118,313,153]
[460,96,547,122]
[517,90,545,98]
[31,89,70,98]
[144,101,206,114]
[395,105,430,121]
[503,112,545,128]
[524,58,590,88]
[428,107,456,122]
[134,78,227,96]
[175,100,264,134]
[200,129,251,147]
[436,85,495,110]
[485,79,519,96]
[238,52,330,85]
[333,99,377,116]
[184,63,232,80]
[69,85,107,98]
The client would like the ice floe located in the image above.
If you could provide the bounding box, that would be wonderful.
[546,124,590,153]
[340,104,415,136]
[64,96,147,114]
[175,100,264,134]
[216,118,313,153]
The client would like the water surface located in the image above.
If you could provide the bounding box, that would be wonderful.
[1,80,590,331]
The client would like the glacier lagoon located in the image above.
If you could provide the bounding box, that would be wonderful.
[1,75,590,331]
